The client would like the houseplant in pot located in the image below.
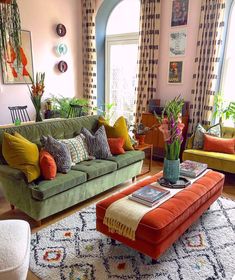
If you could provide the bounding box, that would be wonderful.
[157,96,185,183]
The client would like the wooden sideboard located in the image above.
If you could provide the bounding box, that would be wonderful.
[141,113,189,159]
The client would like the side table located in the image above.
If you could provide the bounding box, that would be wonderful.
[134,143,153,176]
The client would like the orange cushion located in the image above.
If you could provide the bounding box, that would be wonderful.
[39,150,57,180]
[203,134,235,154]
[108,137,125,155]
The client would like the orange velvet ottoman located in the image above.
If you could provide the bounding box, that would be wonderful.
[96,170,225,259]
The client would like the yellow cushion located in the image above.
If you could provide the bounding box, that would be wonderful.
[2,132,40,182]
[98,116,133,150]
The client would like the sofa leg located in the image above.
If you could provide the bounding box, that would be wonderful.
[132,176,136,183]
[10,204,15,210]
[35,220,42,227]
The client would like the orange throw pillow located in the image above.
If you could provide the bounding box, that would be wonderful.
[203,134,235,154]
[39,150,57,180]
[108,137,125,155]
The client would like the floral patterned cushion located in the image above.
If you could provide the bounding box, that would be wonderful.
[193,123,221,149]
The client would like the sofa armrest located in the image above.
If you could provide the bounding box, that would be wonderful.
[0,165,25,181]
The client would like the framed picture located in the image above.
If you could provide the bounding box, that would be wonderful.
[1,30,34,84]
[168,61,183,84]
[171,0,189,27]
[169,30,187,57]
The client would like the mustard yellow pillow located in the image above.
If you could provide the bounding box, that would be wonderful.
[98,116,133,150]
[2,132,40,182]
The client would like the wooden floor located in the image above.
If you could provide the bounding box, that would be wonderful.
[0,159,234,280]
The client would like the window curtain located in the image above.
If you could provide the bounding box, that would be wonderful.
[188,0,226,135]
[82,0,97,115]
[134,0,161,123]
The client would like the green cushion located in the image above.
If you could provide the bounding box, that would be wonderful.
[30,170,87,201]
[71,160,117,180]
[107,150,145,169]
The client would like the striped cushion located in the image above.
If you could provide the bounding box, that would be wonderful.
[81,126,112,159]
[59,135,89,164]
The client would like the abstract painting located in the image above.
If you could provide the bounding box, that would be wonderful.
[168,61,183,84]
[1,30,34,84]
[171,0,189,27]
[169,30,187,56]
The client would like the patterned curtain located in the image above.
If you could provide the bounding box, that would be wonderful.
[82,0,97,115]
[135,0,161,123]
[188,0,225,135]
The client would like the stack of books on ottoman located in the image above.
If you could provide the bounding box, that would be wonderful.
[129,185,170,207]
[180,160,208,178]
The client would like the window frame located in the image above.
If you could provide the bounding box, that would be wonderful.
[105,32,139,106]
[219,0,235,101]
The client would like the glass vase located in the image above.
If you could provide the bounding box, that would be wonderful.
[35,106,43,122]
[163,158,180,184]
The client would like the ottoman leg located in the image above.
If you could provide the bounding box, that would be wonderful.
[132,176,136,183]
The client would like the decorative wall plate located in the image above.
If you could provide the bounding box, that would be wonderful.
[56,43,68,56]
[56,24,66,37]
[58,61,68,73]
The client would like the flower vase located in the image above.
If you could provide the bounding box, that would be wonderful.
[163,158,180,184]
[35,107,43,122]
[135,134,146,145]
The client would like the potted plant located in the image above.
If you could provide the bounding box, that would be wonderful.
[157,95,185,183]
[0,0,22,67]
[131,122,158,145]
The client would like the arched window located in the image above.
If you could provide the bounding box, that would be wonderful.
[220,1,235,125]
[105,0,140,124]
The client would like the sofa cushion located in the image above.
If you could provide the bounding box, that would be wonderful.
[71,159,117,180]
[204,134,235,154]
[107,150,145,169]
[59,134,89,164]
[98,116,134,151]
[39,150,57,180]
[182,149,235,173]
[41,135,72,173]
[193,123,221,149]
[2,132,40,183]
[30,170,87,200]
[81,126,112,159]
[108,137,125,155]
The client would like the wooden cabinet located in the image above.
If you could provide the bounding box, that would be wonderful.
[141,113,189,159]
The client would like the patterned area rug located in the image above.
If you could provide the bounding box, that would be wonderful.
[30,197,235,280]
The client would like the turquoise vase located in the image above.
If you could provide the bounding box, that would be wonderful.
[163,158,180,184]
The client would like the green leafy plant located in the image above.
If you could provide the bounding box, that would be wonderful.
[96,103,116,123]
[0,0,22,67]
[213,92,235,123]
[156,95,185,160]
[49,94,89,118]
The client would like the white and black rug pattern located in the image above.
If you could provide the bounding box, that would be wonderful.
[30,197,235,280]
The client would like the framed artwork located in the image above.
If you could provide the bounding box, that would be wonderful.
[171,0,189,27]
[168,61,183,84]
[169,30,187,57]
[1,30,34,84]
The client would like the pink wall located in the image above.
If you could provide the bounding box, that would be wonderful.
[157,0,201,105]
[0,0,82,125]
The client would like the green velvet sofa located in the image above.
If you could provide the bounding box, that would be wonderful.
[183,126,235,173]
[0,116,144,222]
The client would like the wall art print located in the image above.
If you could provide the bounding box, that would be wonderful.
[169,30,187,56]
[168,61,183,84]
[1,30,34,84]
[171,0,189,27]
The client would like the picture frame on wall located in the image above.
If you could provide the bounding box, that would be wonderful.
[169,30,187,57]
[171,0,189,27]
[168,61,183,84]
[1,30,34,84]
